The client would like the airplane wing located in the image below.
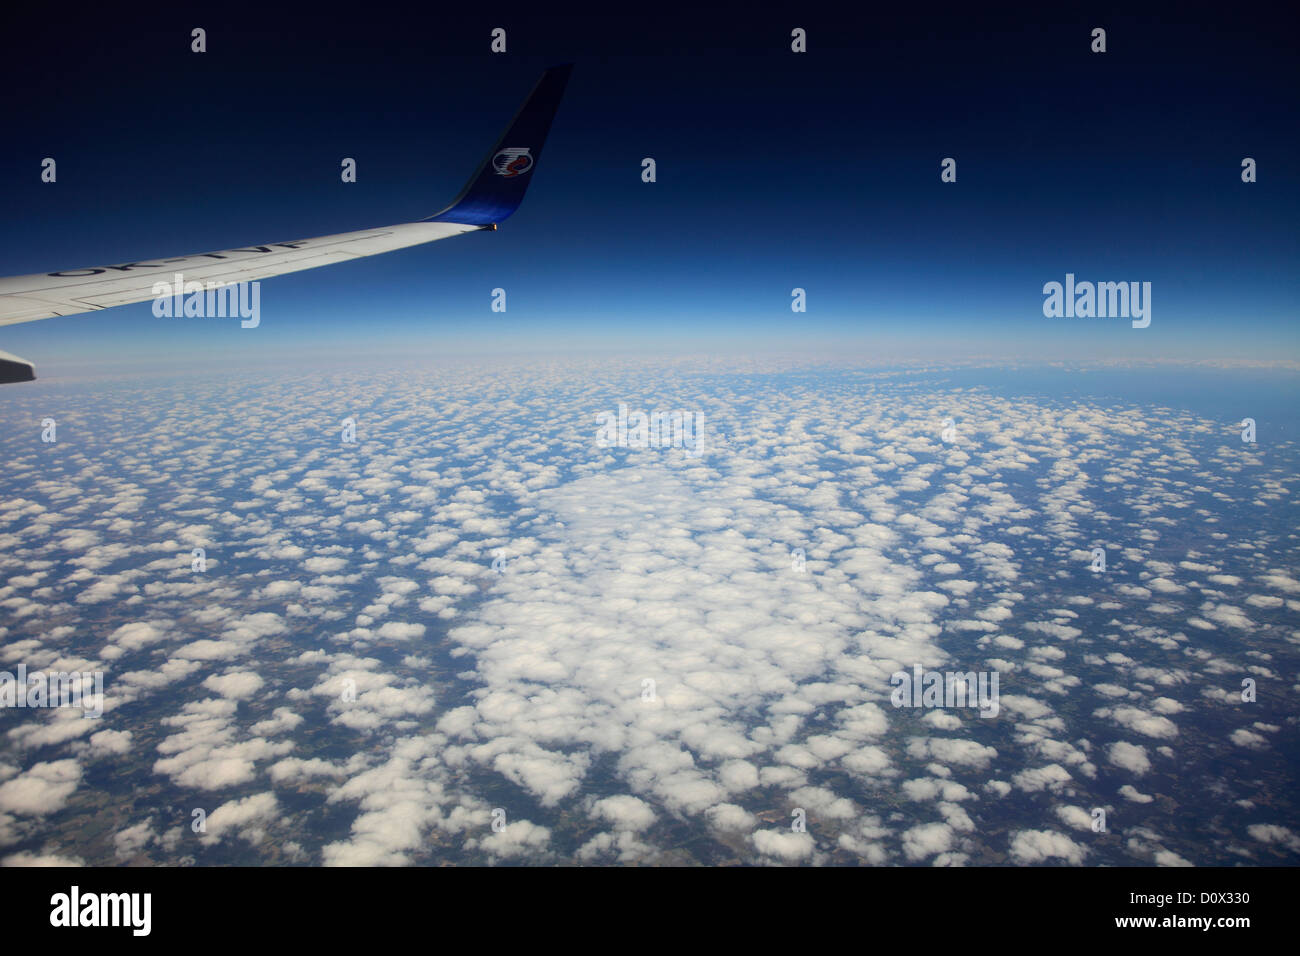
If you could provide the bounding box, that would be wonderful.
[0,64,573,384]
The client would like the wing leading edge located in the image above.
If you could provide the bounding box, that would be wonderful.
[0,64,573,384]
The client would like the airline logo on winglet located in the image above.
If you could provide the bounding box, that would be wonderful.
[492,147,533,178]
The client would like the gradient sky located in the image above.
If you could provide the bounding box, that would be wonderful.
[1,4,1297,375]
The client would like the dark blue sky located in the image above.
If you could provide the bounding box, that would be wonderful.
[2,3,1296,373]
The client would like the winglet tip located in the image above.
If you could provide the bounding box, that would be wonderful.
[424,65,573,226]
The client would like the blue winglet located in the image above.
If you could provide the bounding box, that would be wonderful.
[425,65,573,226]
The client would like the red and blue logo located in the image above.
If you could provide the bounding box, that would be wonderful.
[491,147,534,178]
